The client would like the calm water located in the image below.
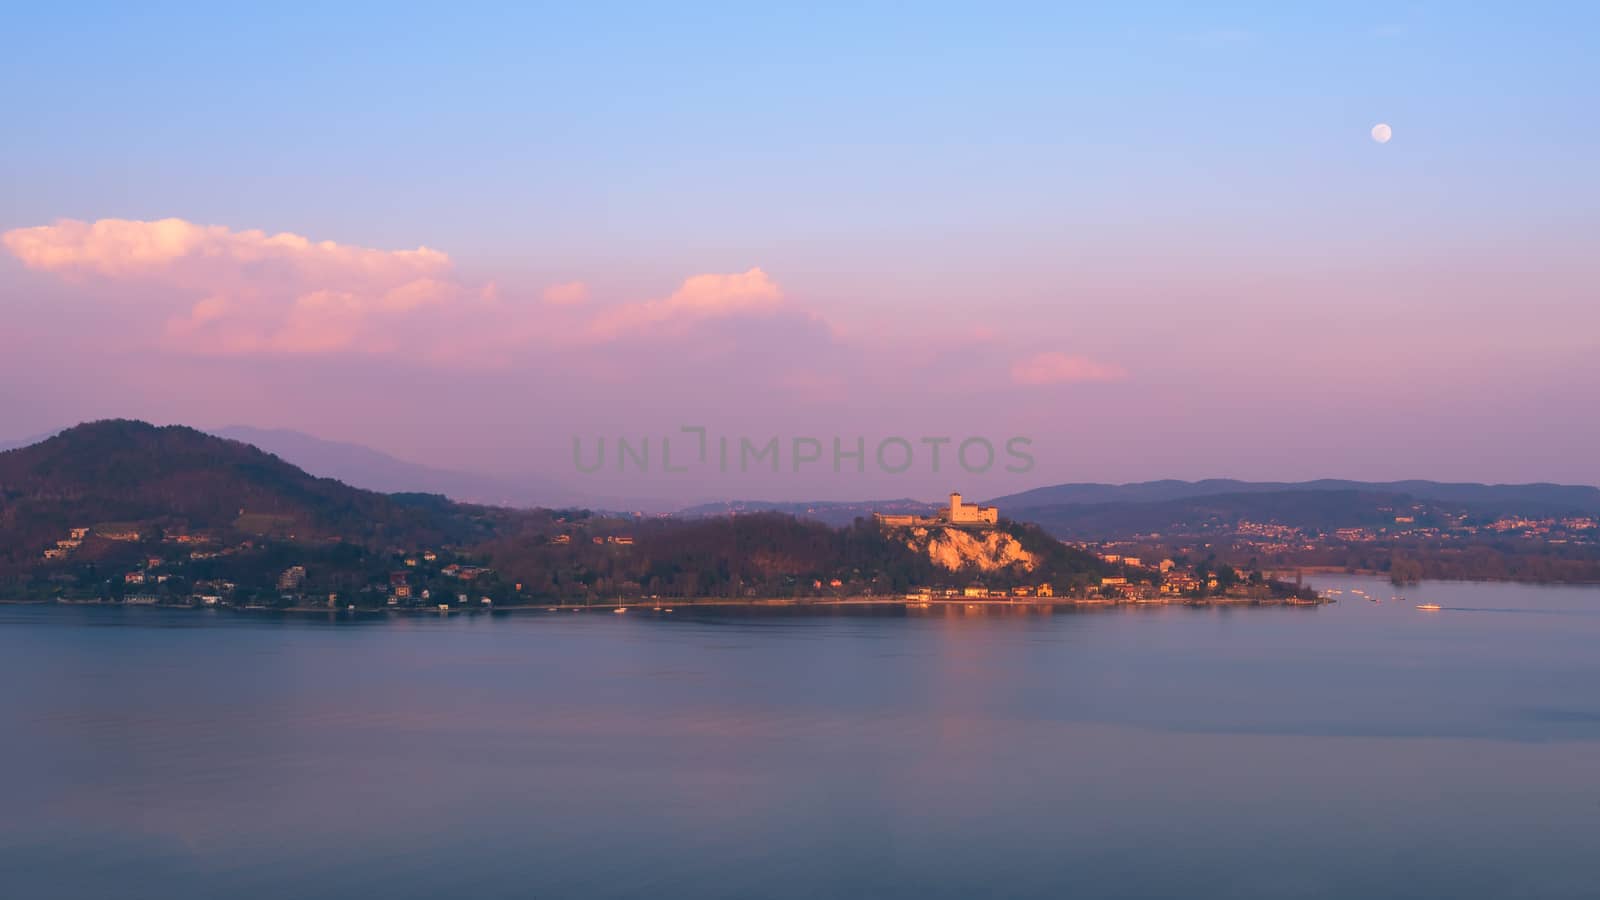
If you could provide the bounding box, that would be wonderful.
[4,575,1599,899]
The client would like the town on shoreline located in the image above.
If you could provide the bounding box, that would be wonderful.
[13,490,1325,613]
[6,424,1598,614]
[14,591,1333,616]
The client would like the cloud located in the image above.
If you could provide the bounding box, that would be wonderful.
[3,217,450,282]
[2,221,819,365]
[587,267,784,338]
[542,281,590,306]
[3,217,492,356]
[1010,352,1127,385]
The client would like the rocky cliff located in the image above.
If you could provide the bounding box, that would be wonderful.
[904,525,1037,573]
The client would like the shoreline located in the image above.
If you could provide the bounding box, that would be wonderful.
[1279,568,1600,587]
[3,594,1331,616]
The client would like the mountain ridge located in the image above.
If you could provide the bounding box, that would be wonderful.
[210,425,575,509]
[986,479,1600,513]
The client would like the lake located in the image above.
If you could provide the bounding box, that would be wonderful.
[4,575,1599,899]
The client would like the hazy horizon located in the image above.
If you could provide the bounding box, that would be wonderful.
[6,418,1599,510]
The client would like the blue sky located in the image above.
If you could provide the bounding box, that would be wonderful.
[3,3,1598,500]
[8,2,1594,262]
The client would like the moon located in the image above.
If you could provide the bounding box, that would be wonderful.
[1371,123,1393,144]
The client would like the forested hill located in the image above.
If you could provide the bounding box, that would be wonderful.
[0,420,502,572]
[1,420,1106,599]
[675,498,940,527]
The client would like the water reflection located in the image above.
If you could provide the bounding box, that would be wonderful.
[3,575,1599,899]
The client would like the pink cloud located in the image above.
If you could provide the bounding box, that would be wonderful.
[2,218,851,396]
[587,267,784,338]
[3,217,449,281]
[1010,351,1127,385]
[542,281,590,306]
[3,217,491,357]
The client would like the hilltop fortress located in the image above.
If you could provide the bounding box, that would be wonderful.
[875,492,999,529]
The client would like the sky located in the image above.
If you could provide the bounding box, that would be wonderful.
[3,2,1598,504]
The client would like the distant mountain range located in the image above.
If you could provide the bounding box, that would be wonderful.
[210,426,579,509]
[977,479,1600,540]
[5,420,1598,594]
[673,480,1600,540]
[0,431,60,453]
[7,422,1597,534]
[986,479,1600,511]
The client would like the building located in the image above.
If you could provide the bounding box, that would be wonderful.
[1162,575,1200,595]
[278,566,307,591]
[946,492,998,525]
[875,491,999,528]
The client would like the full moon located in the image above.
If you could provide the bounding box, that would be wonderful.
[1371,123,1393,144]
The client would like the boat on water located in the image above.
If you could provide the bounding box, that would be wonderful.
[613,607,628,614]
[1416,603,1442,611]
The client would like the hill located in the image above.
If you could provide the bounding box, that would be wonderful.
[0,420,502,574]
[675,498,940,527]
[2,420,1103,603]
[478,513,1105,600]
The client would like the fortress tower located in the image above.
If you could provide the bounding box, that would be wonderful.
[874,491,999,528]
[946,492,998,526]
